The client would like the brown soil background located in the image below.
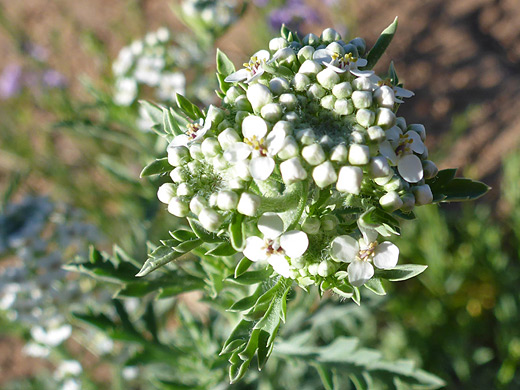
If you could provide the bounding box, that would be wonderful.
[1,0,519,385]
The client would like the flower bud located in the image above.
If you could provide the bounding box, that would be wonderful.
[367,126,386,143]
[400,192,415,212]
[332,82,353,99]
[299,60,322,75]
[229,178,246,190]
[217,190,238,210]
[273,48,296,66]
[187,160,202,175]
[205,105,224,127]
[318,260,335,277]
[352,77,373,91]
[217,128,241,150]
[302,144,326,165]
[369,156,392,178]
[296,128,316,145]
[307,262,319,276]
[237,192,261,216]
[334,99,354,115]
[422,160,438,179]
[408,123,426,141]
[373,175,393,186]
[337,166,363,194]
[190,195,207,215]
[279,93,298,110]
[379,191,403,211]
[349,37,367,56]
[277,136,299,160]
[261,103,283,122]
[321,215,339,231]
[326,41,345,56]
[342,43,359,57]
[176,183,193,196]
[189,143,204,160]
[396,116,407,131]
[269,77,290,95]
[383,176,404,192]
[317,68,340,89]
[293,73,311,91]
[313,161,338,188]
[235,95,253,111]
[321,28,341,43]
[168,197,189,217]
[284,111,299,122]
[198,208,222,232]
[374,85,396,108]
[280,157,308,184]
[292,256,306,269]
[320,95,336,110]
[376,108,397,129]
[157,183,176,204]
[356,109,375,128]
[302,217,321,235]
[348,144,370,165]
[170,167,187,183]
[225,86,243,102]
[201,137,221,157]
[217,119,232,132]
[307,83,326,100]
[235,111,249,127]
[413,184,433,205]
[297,45,315,62]
[330,144,349,163]
[167,145,190,166]
[269,37,288,51]
[352,90,373,109]
[303,33,320,46]
[246,83,273,112]
[212,155,228,171]
[350,130,365,144]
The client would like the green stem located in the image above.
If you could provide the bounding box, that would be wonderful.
[257,182,304,213]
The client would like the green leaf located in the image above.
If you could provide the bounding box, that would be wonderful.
[170,229,197,242]
[205,241,237,256]
[364,278,386,295]
[216,48,235,76]
[173,238,202,253]
[176,94,203,121]
[314,365,334,390]
[227,269,273,285]
[187,218,223,243]
[163,107,183,136]
[432,177,490,202]
[140,158,171,177]
[216,72,231,94]
[234,257,253,278]
[139,100,163,124]
[375,264,428,281]
[364,17,398,70]
[229,213,245,251]
[136,246,185,277]
[388,61,399,85]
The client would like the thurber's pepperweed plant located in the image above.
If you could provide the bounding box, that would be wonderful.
[137,19,488,383]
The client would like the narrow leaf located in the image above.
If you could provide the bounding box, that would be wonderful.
[364,17,398,70]
[176,93,203,120]
[136,246,185,277]
[216,48,235,76]
[375,264,428,281]
[140,158,171,177]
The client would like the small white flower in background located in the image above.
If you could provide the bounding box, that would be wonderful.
[31,324,72,347]
[157,72,186,101]
[134,56,165,86]
[62,378,81,390]
[114,78,138,106]
[225,50,271,84]
[112,47,134,76]
[54,360,82,380]
[243,213,309,278]
[330,230,399,287]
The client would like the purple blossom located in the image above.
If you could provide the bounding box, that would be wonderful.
[268,0,320,31]
[43,70,67,88]
[0,64,23,99]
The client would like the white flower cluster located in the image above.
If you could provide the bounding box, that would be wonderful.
[0,197,110,357]
[181,0,242,37]
[112,27,186,106]
[154,27,439,290]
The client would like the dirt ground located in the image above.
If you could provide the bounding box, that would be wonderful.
[1,0,519,385]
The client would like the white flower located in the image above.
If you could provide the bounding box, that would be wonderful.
[224,115,286,181]
[313,50,373,77]
[225,50,270,83]
[30,324,72,347]
[134,56,164,86]
[114,78,137,106]
[157,72,186,101]
[243,213,309,278]
[330,234,399,287]
[169,117,210,147]
[112,47,134,76]
[379,131,426,183]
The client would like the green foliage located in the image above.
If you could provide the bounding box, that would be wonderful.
[364,17,398,70]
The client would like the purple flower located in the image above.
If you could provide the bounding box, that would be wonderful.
[268,0,320,31]
[43,70,67,88]
[0,64,23,99]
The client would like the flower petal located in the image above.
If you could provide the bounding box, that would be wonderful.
[373,241,399,269]
[224,68,250,83]
[170,134,190,147]
[312,49,333,64]
[379,141,398,165]
[347,260,374,287]
[355,58,368,67]
[280,230,309,258]
[358,224,378,245]
[243,236,268,262]
[254,49,271,62]
[267,254,291,278]
[398,154,423,183]
[324,62,348,73]
[350,69,374,77]
[258,212,284,239]
[242,115,268,140]
[223,142,252,162]
[266,128,287,156]
[331,235,359,263]
[406,131,425,154]
[394,86,414,98]
[250,156,275,181]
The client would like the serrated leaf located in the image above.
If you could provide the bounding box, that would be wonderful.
[364,278,386,295]
[136,246,185,277]
[216,48,235,76]
[176,93,203,121]
[375,264,428,281]
[173,238,201,253]
[140,158,171,177]
[364,17,398,70]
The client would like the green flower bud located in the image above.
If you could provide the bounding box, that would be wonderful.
[330,144,349,163]
[367,126,386,143]
[321,214,339,231]
[225,86,244,102]
[422,160,438,179]
[320,95,336,110]
[321,28,341,43]
[349,37,367,56]
[198,207,222,232]
[376,108,397,129]
[269,77,290,95]
[279,93,298,110]
[400,192,415,212]
[352,90,373,109]
[261,103,283,122]
[167,197,189,217]
[235,95,253,111]
[246,83,273,112]
[297,45,315,63]
[326,42,345,56]
[293,73,311,91]
[303,33,320,46]
[413,184,433,205]
[332,82,353,99]
[380,191,404,211]
[201,137,221,157]
[356,109,375,128]
[348,144,370,165]
[269,37,289,51]
[307,83,326,99]
[302,217,321,235]
[299,60,322,75]
[317,68,340,89]
[334,98,354,116]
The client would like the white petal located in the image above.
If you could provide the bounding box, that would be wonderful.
[243,236,268,262]
[170,134,190,147]
[331,235,359,263]
[398,154,423,183]
[242,115,268,140]
[350,69,374,77]
[267,254,291,278]
[246,69,264,84]
[258,212,284,239]
[325,62,348,73]
[280,230,309,258]
[373,242,399,269]
[379,141,397,165]
[224,68,249,83]
[313,49,333,64]
[355,58,368,67]
[358,224,378,245]
[250,156,275,181]
[347,261,374,287]
[254,49,271,62]
[394,86,414,98]
[224,142,251,162]
[265,128,287,156]
[406,131,426,154]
